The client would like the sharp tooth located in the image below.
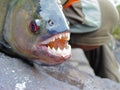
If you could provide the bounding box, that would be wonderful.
[62,48,67,57]
[60,33,63,38]
[48,44,71,56]
[48,46,54,54]
[51,38,55,42]
[62,44,71,56]
[67,33,70,40]
[48,46,51,50]
[65,43,68,49]
[63,33,66,37]
[59,34,62,39]
[65,33,67,37]
[57,47,62,54]
[64,48,68,53]
[57,35,59,39]
[52,47,56,53]
[53,36,57,40]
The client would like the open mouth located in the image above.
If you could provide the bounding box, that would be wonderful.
[40,32,71,57]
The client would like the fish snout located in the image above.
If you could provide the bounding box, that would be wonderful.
[46,18,70,35]
[38,0,70,35]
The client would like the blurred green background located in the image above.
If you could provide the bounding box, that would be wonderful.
[113,5,120,40]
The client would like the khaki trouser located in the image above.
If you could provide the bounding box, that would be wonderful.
[84,45,120,82]
[68,0,119,46]
[63,0,120,82]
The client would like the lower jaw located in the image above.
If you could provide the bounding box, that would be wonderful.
[34,55,71,65]
[34,51,70,65]
[35,44,71,65]
[43,52,71,65]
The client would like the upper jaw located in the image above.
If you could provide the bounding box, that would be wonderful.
[40,31,70,45]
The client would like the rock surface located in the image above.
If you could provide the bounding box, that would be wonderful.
[0,48,120,90]
[0,52,79,90]
[114,40,120,63]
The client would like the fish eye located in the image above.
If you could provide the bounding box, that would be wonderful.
[48,19,54,26]
[29,19,40,33]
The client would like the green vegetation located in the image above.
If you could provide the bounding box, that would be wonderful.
[113,5,120,40]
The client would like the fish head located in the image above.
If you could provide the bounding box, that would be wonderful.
[4,0,71,65]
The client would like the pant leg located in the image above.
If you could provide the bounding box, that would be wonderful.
[84,46,103,75]
[85,45,120,82]
[102,45,120,82]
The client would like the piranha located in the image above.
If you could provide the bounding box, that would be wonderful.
[0,0,71,65]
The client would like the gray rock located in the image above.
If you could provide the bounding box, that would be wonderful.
[114,40,120,63]
[0,48,120,90]
[0,52,79,90]
[43,49,120,90]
